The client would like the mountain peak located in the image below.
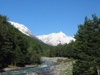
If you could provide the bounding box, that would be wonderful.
[57,31,66,36]
[59,31,63,34]
[37,32,75,46]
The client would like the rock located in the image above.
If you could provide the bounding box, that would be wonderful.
[28,57,75,75]
[25,65,37,68]
[26,72,38,75]
[3,67,21,71]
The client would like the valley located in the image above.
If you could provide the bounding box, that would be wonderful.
[0,14,100,75]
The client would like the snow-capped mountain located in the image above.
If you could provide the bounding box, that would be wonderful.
[9,21,38,40]
[9,21,75,46]
[37,32,75,46]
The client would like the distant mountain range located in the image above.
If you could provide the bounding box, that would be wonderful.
[37,32,75,46]
[10,21,75,46]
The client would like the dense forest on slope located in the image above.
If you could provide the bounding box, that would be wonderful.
[0,15,51,70]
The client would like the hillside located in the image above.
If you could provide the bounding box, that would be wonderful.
[9,21,53,49]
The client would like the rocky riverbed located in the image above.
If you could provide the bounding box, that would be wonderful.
[27,57,75,75]
[43,57,75,75]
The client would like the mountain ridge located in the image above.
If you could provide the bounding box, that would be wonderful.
[9,21,75,46]
[9,21,41,41]
[37,31,75,46]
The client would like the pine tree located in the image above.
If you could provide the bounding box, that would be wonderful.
[0,15,13,69]
[73,14,100,75]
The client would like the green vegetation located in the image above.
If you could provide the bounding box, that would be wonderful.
[57,59,64,63]
[1,14,100,74]
[57,58,75,63]
[44,41,75,58]
[63,69,72,75]
[0,15,44,70]
[43,14,100,75]
[73,14,100,75]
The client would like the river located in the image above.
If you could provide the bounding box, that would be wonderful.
[0,59,57,75]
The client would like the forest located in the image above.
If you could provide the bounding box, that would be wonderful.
[0,14,100,74]
[0,15,44,70]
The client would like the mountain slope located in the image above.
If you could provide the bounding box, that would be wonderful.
[37,32,75,46]
[9,21,53,49]
[9,21,39,40]
[9,21,75,46]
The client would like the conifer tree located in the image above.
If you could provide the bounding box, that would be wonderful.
[0,15,13,69]
[73,14,100,75]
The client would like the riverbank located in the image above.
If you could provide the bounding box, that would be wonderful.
[3,64,37,72]
[0,60,57,75]
[27,57,75,75]
[43,57,75,75]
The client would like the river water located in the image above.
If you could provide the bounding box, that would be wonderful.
[0,60,57,75]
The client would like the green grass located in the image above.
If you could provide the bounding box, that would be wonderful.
[63,59,70,63]
[63,69,73,75]
[57,59,64,63]
[57,58,70,63]
[57,58,75,63]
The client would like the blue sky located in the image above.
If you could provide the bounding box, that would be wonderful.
[0,0,100,37]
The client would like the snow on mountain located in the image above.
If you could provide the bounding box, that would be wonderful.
[9,21,75,46]
[9,21,38,40]
[37,32,75,46]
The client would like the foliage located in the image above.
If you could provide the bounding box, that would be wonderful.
[57,59,64,63]
[44,41,75,58]
[73,14,100,75]
[63,69,72,75]
[0,15,43,70]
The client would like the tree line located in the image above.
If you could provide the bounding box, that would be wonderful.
[43,41,75,58]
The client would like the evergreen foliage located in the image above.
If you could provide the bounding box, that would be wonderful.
[0,15,43,70]
[44,41,75,58]
[73,14,100,75]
